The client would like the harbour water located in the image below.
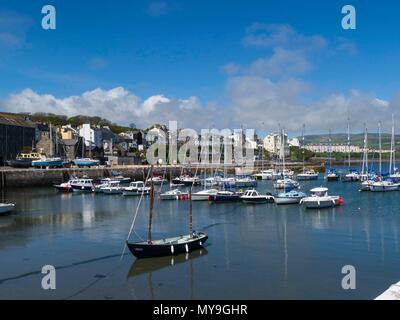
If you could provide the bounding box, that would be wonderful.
[1,168,400,299]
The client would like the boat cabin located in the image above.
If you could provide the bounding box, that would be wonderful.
[309,187,329,197]
[243,189,260,197]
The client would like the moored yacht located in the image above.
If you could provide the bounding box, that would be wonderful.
[234,176,257,188]
[273,178,299,190]
[300,187,343,209]
[297,169,319,181]
[274,190,306,205]
[370,180,399,192]
[253,169,275,180]
[102,181,123,194]
[325,171,340,181]
[341,171,360,182]
[73,158,100,167]
[192,189,219,201]
[160,189,188,200]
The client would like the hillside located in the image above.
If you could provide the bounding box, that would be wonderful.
[303,133,399,149]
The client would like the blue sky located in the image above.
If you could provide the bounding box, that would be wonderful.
[1,0,400,133]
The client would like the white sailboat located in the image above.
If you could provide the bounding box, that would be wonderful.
[274,129,306,205]
[297,124,319,181]
[370,120,399,192]
[342,118,360,182]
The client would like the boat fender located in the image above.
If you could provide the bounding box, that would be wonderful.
[199,241,202,246]
[185,244,189,253]
[338,197,344,205]
[170,245,174,254]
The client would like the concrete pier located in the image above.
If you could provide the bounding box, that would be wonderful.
[0,162,325,189]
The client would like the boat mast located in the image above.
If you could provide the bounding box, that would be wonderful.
[147,167,154,243]
[328,129,332,170]
[361,123,367,176]
[189,186,193,237]
[379,121,382,176]
[390,114,395,175]
[347,117,351,170]
[302,124,305,174]
[49,123,53,157]
[365,125,368,175]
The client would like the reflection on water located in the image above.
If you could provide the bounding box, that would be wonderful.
[127,249,208,300]
[1,173,400,299]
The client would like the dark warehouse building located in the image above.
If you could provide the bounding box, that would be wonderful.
[0,113,36,166]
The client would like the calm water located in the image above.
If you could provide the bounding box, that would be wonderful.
[1,169,400,299]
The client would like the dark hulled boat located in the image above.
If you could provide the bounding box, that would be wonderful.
[127,232,208,259]
[209,190,242,203]
[8,152,41,168]
[127,167,208,259]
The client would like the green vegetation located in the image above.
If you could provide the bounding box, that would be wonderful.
[22,112,132,133]
[289,146,315,161]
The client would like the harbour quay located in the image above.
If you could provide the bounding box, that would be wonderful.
[0,162,325,189]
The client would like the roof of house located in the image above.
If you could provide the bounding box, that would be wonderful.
[0,112,36,128]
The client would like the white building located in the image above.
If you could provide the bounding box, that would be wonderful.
[263,133,288,155]
[78,123,103,148]
[289,137,300,148]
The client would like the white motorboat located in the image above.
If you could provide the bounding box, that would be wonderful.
[253,169,275,180]
[160,189,188,200]
[123,181,151,196]
[148,176,168,185]
[54,178,79,192]
[240,189,274,204]
[273,178,299,190]
[342,171,360,182]
[0,203,15,214]
[273,169,294,180]
[71,179,95,193]
[101,181,123,194]
[370,180,399,192]
[101,176,131,185]
[297,169,319,181]
[234,176,257,188]
[192,189,219,201]
[274,190,306,205]
[300,187,343,209]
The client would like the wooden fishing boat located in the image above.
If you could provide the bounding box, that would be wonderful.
[127,167,208,259]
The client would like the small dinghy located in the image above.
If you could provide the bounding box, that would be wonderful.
[240,189,274,204]
[300,187,343,209]
[126,167,208,259]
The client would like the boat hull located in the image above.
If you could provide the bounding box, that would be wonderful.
[0,203,15,214]
[127,232,208,259]
[8,159,34,168]
[274,197,302,205]
[241,197,270,204]
[326,176,339,182]
[209,194,241,203]
[297,174,319,181]
[73,159,100,167]
[54,185,72,193]
[370,185,399,192]
[71,185,94,193]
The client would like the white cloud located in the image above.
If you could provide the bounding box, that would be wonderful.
[248,48,312,77]
[2,87,225,129]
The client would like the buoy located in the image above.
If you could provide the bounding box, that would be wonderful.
[170,245,174,254]
[185,244,189,253]
[338,197,344,205]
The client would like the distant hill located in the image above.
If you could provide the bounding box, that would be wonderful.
[303,133,399,149]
